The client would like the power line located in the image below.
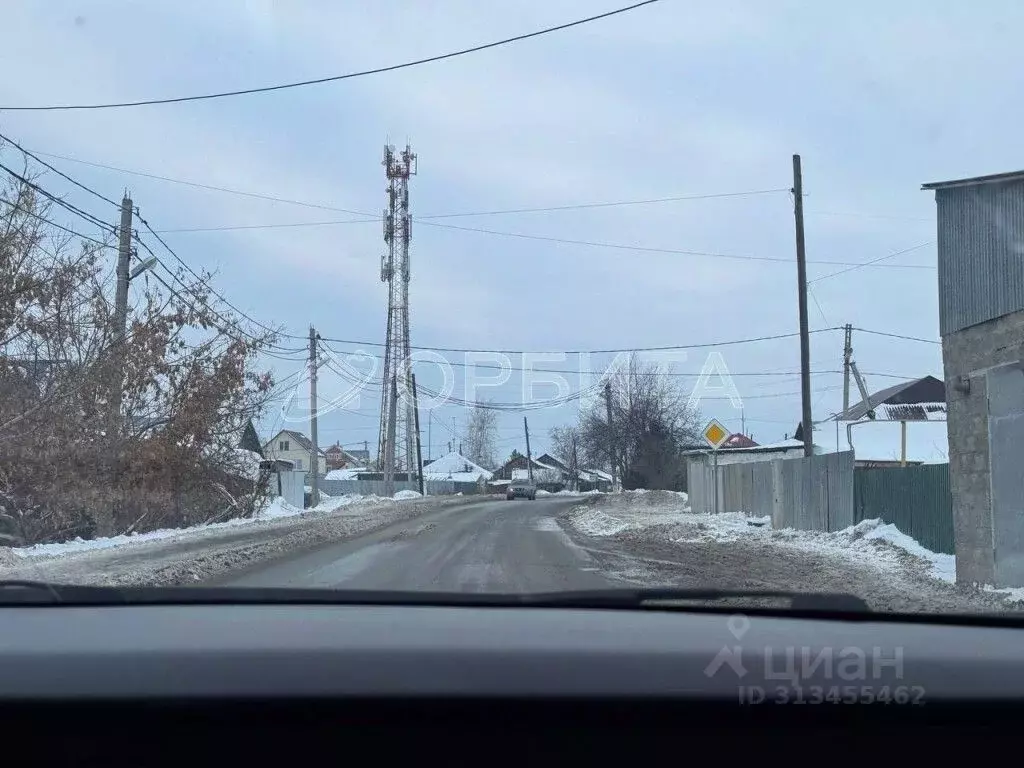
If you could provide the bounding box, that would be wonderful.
[0,161,116,235]
[411,219,936,269]
[808,241,934,283]
[0,198,111,247]
[134,218,286,340]
[2,1,663,111]
[28,150,370,215]
[807,210,931,223]
[21,148,934,273]
[0,130,120,207]
[150,188,792,233]
[26,150,791,227]
[316,328,842,355]
[852,327,941,345]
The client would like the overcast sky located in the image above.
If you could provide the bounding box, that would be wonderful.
[3,0,1018,463]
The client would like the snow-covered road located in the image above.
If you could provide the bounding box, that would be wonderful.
[0,494,473,586]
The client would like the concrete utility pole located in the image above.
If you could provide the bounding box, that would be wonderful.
[110,194,134,431]
[309,326,320,508]
[604,381,618,490]
[792,154,814,458]
[523,416,533,482]
[411,373,425,496]
[842,323,853,412]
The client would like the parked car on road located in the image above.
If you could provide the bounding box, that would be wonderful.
[507,479,537,500]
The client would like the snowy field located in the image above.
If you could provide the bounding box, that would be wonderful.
[562,491,1020,614]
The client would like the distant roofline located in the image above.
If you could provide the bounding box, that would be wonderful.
[922,170,1024,191]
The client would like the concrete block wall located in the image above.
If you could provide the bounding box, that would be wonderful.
[942,308,1024,584]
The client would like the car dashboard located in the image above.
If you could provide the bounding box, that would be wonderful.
[2,601,1023,764]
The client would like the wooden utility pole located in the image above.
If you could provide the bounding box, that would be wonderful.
[604,381,618,489]
[792,154,813,458]
[309,326,320,507]
[842,323,853,412]
[411,373,425,495]
[523,416,533,482]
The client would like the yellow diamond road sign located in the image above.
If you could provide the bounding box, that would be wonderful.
[702,419,729,449]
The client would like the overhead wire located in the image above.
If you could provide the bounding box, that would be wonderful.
[0,130,120,207]
[808,241,935,283]
[852,327,942,345]
[1,1,663,111]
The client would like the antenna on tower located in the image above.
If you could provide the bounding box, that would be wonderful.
[377,142,418,496]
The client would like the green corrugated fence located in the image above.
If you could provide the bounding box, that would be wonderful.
[853,463,955,554]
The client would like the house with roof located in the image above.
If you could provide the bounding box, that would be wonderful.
[261,429,327,475]
[423,451,493,483]
[323,442,369,472]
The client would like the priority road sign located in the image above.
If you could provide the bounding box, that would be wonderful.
[702,419,730,449]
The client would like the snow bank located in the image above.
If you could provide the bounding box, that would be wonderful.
[12,492,393,559]
[537,489,603,498]
[569,499,956,586]
[393,490,422,500]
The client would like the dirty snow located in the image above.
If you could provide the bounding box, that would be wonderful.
[393,490,422,500]
[561,490,1013,614]
[10,493,391,559]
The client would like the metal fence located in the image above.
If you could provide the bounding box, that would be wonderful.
[687,451,855,532]
[853,463,955,554]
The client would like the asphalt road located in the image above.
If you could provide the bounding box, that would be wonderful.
[218,496,615,592]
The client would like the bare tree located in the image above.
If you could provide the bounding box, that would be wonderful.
[463,403,498,469]
[578,355,701,490]
[549,425,582,491]
[0,154,277,545]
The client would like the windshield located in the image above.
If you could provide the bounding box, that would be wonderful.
[0,1,1020,618]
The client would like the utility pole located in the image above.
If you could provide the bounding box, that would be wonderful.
[842,323,853,412]
[571,439,580,492]
[384,376,398,496]
[411,374,425,495]
[604,381,618,490]
[109,194,134,431]
[309,326,320,508]
[792,154,813,458]
[428,413,432,461]
[523,416,533,482]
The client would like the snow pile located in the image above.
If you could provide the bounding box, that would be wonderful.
[258,497,305,520]
[393,490,422,500]
[568,496,956,585]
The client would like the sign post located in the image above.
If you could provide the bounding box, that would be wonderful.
[702,419,730,515]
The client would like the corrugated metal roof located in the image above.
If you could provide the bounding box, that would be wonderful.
[922,170,1024,190]
[924,174,1024,334]
[835,375,946,421]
